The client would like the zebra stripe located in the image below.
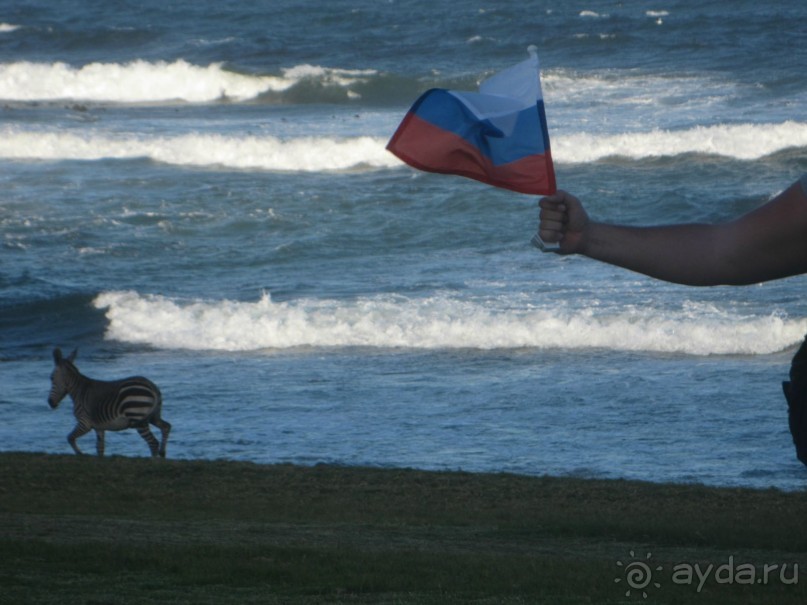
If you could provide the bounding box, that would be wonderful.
[116,384,158,420]
[48,348,171,458]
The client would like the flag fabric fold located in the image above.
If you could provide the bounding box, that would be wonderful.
[386,47,556,195]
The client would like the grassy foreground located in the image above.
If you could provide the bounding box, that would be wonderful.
[1,453,806,604]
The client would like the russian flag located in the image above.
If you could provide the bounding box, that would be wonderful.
[387,47,556,196]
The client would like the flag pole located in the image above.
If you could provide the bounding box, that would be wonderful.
[531,232,560,252]
[528,45,559,252]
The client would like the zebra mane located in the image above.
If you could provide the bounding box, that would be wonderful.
[62,358,80,374]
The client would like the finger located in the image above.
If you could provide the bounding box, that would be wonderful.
[538,227,563,243]
[539,219,566,234]
[539,207,567,223]
[539,198,566,211]
[539,189,569,203]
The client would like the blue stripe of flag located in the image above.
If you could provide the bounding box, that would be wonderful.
[408,89,547,166]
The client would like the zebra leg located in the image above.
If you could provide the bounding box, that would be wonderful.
[151,417,171,458]
[67,423,91,455]
[95,429,105,457]
[136,424,160,457]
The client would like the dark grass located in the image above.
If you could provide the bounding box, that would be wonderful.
[1,452,806,604]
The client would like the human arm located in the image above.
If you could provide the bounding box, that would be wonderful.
[537,180,807,286]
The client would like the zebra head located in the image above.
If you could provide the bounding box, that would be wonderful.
[48,348,78,409]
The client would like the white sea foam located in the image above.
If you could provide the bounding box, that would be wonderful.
[1,121,803,171]
[542,69,741,121]
[552,121,807,162]
[281,64,376,88]
[0,23,20,33]
[544,69,714,94]
[579,10,608,18]
[0,128,397,171]
[93,290,807,355]
[0,60,373,103]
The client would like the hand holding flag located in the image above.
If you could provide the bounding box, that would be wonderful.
[386,46,556,196]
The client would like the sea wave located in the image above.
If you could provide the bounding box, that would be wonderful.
[2,121,804,171]
[553,121,807,162]
[0,58,753,110]
[542,69,737,109]
[0,128,396,171]
[93,290,806,355]
[0,60,377,103]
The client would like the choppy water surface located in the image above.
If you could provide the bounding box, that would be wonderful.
[2,0,807,490]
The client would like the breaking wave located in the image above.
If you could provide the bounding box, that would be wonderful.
[0,60,377,103]
[553,121,807,163]
[93,290,806,355]
[1,121,804,172]
[0,128,396,171]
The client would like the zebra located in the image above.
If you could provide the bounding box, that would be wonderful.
[48,348,171,457]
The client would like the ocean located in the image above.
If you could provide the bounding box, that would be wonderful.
[2,0,807,490]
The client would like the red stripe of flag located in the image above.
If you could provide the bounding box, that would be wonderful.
[387,112,555,195]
